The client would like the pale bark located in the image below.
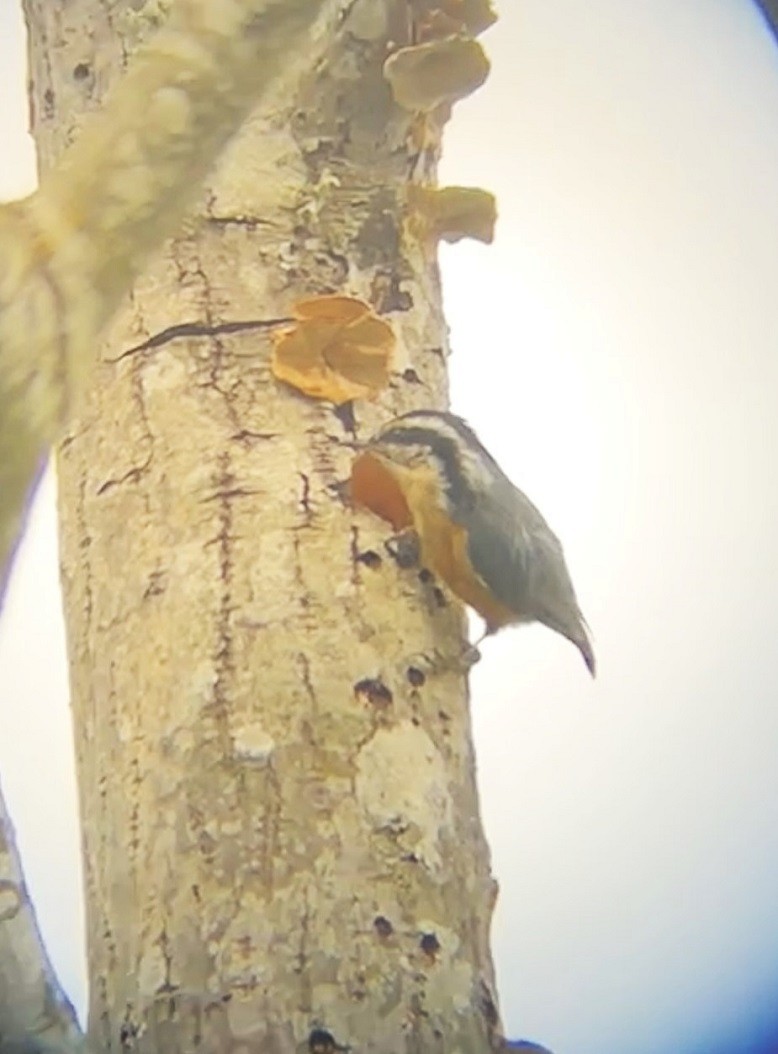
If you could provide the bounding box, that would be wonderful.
[0,0,333,598]
[29,1,503,1052]
[0,782,85,1054]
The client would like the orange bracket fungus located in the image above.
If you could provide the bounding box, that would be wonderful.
[410,185,496,244]
[413,0,498,40]
[383,36,490,112]
[271,295,395,404]
[446,0,498,35]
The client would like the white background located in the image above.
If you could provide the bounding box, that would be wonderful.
[2,3,778,1053]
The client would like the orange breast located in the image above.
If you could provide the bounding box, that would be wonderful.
[350,451,413,531]
[352,453,516,631]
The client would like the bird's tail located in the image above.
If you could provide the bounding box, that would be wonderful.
[573,616,596,678]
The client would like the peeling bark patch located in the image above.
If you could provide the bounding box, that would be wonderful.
[354,677,393,708]
[407,665,426,687]
[373,915,394,938]
[420,932,440,958]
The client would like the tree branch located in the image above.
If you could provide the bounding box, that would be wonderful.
[0,780,86,1054]
[0,0,334,600]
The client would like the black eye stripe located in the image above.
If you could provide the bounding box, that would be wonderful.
[381,412,503,473]
[375,426,473,510]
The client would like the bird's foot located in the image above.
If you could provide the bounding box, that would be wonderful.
[384,528,421,569]
[405,641,481,678]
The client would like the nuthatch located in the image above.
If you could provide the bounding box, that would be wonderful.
[351,410,596,677]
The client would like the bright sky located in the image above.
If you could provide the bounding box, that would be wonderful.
[2,2,778,1053]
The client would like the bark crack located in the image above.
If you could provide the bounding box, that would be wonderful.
[96,353,154,494]
[299,472,312,520]
[292,532,314,620]
[206,215,274,230]
[296,652,317,713]
[95,459,152,496]
[128,752,142,861]
[109,317,292,362]
[294,886,313,1015]
[75,473,94,635]
[205,451,237,755]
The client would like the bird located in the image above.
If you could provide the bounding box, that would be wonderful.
[350,409,595,677]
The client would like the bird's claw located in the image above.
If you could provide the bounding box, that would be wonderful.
[384,528,421,569]
[405,641,481,677]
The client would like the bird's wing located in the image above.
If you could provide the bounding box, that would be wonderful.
[459,481,534,620]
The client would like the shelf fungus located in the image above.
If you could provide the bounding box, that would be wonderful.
[383,35,490,112]
[413,0,498,40]
[409,185,496,244]
[271,295,395,404]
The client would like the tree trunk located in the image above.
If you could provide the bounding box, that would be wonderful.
[25,1,502,1051]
